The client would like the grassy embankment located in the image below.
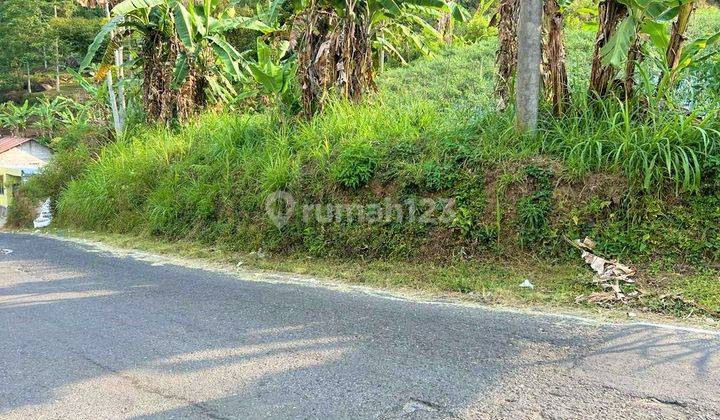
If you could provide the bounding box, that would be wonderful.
[12,7,720,321]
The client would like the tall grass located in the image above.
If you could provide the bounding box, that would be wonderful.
[58,96,487,243]
[540,98,720,192]
[59,124,196,230]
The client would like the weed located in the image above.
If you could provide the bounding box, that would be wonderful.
[540,99,720,193]
[516,166,554,247]
[332,141,380,189]
[6,191,36,228]
[36,11,720,266]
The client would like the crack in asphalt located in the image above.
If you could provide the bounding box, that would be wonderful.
[74,352,232,420]
[599,384,691,410]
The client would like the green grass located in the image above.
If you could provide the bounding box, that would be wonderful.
[51,88,720,262]
[688,5,720,39]
[379,38,497,110]
[669,270,720,313]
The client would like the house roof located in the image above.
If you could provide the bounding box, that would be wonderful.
[0,137,33,155]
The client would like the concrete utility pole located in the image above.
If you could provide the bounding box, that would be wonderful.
[515,0,543,133]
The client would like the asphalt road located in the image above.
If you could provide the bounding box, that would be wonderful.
[1,232,719,419]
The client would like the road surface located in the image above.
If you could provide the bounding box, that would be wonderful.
[1,232,719,419]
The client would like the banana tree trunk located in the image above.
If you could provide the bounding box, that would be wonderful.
[666,1,696,72]
[104,2,125,131]
[436,9,453,44]
[115,47,126,123]
[589,0,627,97]
[379,37,385,73]
[297,0,375,116]
[495,0,519,110]
[623,38,642,99]
[141,31,202,123]
[106,71,122,137]
[542,0,570,116]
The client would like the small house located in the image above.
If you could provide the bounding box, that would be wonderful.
[0,137,52,169]
[0,137,52,217]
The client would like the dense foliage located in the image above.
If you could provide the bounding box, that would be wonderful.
[0,0,102,94]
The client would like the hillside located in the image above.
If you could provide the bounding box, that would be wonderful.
[6,4,720,319]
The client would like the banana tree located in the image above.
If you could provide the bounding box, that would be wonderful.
[542,0,571,116]
[242,38,298,117]
[295,0,461,116]
[597,0,681,68]
[659,1,720,89]
[81,0,272,123]
[665,1,695,71]
[81,0,179,123]
[374,1,468,69]
[433,0,471,45]
[171,1,276,103]
[494,0,518,110]
[0,101,33,136]
[31,96,77,139]
[594,0,720,99]
[589,0,628,97]
[67,67,121,130]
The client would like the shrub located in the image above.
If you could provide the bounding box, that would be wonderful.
[49,15,720,264]
[22,144,93,207]
[420,161,458,192]
[458,10,497,43]
[332,141,379,189]
[6,191,36,228]
[51,123,108,152]
[516,166,554,247]
[58,127,189,231]
[51,17,103,62]
[451,173,487,239]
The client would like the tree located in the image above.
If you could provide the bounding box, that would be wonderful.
[494,0,519,110]
[82,0,188,123]
[589,0,627,97]
[82,0,269,123]
[295,0,374,115]
[435,0,468,44]
[0,0,49,93]
[590,0,720,100]
[0,101,33,135]
[47,1,81,92]
[294,0,459,115]
[542,0,570,116]
[665,1,695,74]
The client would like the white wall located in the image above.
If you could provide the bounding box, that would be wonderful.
[0,141,52,168]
